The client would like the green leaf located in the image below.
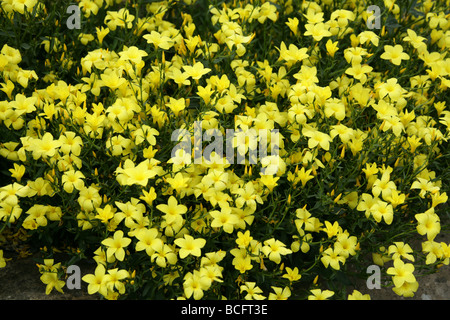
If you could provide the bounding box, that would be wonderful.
[20,42,31,50]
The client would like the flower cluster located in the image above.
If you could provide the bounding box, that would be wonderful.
[0,0,449,300]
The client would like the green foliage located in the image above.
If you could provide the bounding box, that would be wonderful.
[0,0,449,300]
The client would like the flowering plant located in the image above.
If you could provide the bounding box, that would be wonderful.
[0,0,449,300]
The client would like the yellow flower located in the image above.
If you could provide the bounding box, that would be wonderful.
[96,26,110,45]
[168,67,191,87]
[77,184,102,212]
[421,240,443,265]
[261,238,292,264]
[82,264,110,296]
[156,196,187,224]
[84,111,107,138]
[324,97,346,120]
[132,125,159,146]
[411,177,440,198]
[225,33,253,57]
[40,272,65,295]
[304,23,332,41]
[431,191,448,208]
[236,230,253,248]
[161,216,184,238]
[210,206,239,234]
[415,208,441,241]
[118,45,148,64]
[286,17,299,35]
[403,29,427,50]
[200,250,227,268]
[166,97,186,117]
[106,135,132,156]
[0,79,14,99]
[174,234,206,259]
[166,172,191,196]
[27,178,54,197]
[197,84,214,104]
[282,267,301,282]
[388,242,415,262]
[257,2,277,23]
[8,163,25,182]
[202,169,228,192]
[377,78,405,100]
[62,170,85,193]
[427,12,448,29]
[343,46,368,65]
[183,61,211,80]
[101,230,132,261]
[12,0,37,14]
[325,39,339,57]
[386,189,406,208]
[322,221,341,238]
[143,31,174,50]
[308,289,334,300]
[380,45,410,65]
[304,11,324,24]
[347,290,371,300]
[372,170,397,200]
[183,270,211,300]
[117,159,160,187]
[392,278,419,297]
[302,127,332,151]
[95,204,116,224]
[100,69,126,91]
[168,148,192,169]
[345,64,373,84]
[358,31,379,46]
[79,0,99,17]
[8,112,28,133]
[230,248,253,273]
[240,282,266,300]
[1,44,21,64]
[294,207,320,232]
[371,200,394,225]
[78,33,95,45]
[268,286,291,300]
[106,268,129,294]
[0,250,6,268]
[151,243,178,268]
[321,247,346,270]
[11,93,37,114]
[139,187,157,205]
[134,227,163,256]
[31,132,62,159]
[104,8,135,31]
[387,258,416,288]
[277,42,309,65]
[232,181,263,210]
[37,259,60,273]
[372,246,391,266]
[114,198,145,228]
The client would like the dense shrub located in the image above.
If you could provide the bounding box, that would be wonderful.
[0,0,449,300]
